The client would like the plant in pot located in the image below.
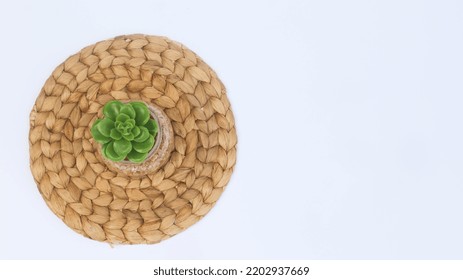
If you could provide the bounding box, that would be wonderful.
[91,101,158,163]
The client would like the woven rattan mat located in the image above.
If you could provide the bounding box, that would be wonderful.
[29,34,237,244]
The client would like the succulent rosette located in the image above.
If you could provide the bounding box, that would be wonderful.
[91,101,158,163]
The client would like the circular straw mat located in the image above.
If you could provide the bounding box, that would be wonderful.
[29,34,237,244]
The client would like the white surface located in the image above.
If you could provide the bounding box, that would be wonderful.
[1,0,463,259]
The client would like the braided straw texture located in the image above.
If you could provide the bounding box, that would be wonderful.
[29,34,237,244]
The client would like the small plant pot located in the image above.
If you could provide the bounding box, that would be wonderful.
[94,101,174,177]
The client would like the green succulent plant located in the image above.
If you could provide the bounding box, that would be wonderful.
[91,101,158,163]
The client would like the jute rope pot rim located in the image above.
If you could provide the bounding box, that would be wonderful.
[29,34,237,244]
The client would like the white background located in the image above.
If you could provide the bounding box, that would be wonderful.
[0,0,462,259]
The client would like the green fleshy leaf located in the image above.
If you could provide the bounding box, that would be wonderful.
[131,126,141,137]
[117,121,134,135]
[133,135,154,153]
[120,104,136,119]
[116,113,131,123]
[134,126,150,142]
[110,128,122,140]
[102,143,109,157]
[144,119,158,135]
[127,119,136,127]
[127,150,148,163]
[91,121,111,144]
[122,133,135,141]
[93,119,102,127]
[103,142,125,162]
[103,100,123,120]
[113,138,132,156]
[116,122,125,134]
[96,118,114,137]
[130,102,150,125]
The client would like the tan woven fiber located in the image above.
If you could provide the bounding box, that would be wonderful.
[29,34,237,244]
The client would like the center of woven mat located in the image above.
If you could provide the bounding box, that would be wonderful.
[94,101,175,177]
